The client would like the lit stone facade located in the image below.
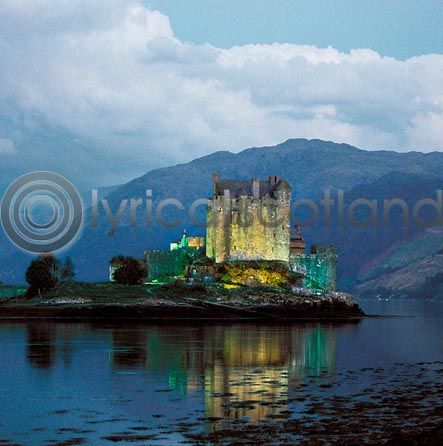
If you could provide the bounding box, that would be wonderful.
[206,175,291,263]
[289,245,338,292]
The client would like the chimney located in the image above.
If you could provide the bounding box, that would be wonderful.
[268,175,280,186]
[213,173,220,196]
[252,178,260,199]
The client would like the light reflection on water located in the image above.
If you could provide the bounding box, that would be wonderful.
[0,299,441,445]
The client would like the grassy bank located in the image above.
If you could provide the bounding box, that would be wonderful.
[0,285,27,299]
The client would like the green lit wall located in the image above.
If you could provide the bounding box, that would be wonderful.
[289,245,337,292]
[145,248,201,282]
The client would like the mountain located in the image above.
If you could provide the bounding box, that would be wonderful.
[2,138,443,297]
[93,138,443,206]
[313,171,443,290]
[355,233,443,298]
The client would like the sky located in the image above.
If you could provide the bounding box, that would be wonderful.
[146,0,443,60]
[0,0,442,188]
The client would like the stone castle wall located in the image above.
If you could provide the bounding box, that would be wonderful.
[145,249,189,282]
[206,189,291,263]
[289,245,337,292]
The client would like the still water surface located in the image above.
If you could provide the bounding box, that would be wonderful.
[0,300,442,445]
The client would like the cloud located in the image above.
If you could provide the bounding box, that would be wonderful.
[406,112,443,150]
[0,1,442,184]
[0,138,16,155]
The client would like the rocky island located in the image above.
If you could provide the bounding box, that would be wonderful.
[0,174,366,321]
[0,281,363,321]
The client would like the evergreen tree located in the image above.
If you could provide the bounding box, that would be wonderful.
[61,257,76,282]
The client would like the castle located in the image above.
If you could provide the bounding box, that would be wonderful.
[205,174,337,290]
[112,174,337,291]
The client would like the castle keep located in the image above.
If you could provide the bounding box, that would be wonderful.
[206,175,291,263]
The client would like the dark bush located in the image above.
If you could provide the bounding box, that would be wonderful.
[26,254,61,297]
[112,257,146,285]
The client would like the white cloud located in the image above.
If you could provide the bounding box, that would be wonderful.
[0,139,16,155]
[0,0,442,183]
[406,112,443,150]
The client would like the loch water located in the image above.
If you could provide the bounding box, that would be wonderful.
[0,299,442,445]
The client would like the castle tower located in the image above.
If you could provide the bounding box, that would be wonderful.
[206,174,291,263]
[290,224,306,255]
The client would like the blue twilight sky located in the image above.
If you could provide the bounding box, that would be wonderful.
[146,0,443,59]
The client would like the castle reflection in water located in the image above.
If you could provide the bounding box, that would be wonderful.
[24,323,357,423]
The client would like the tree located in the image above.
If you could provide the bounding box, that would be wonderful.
[61,257,76,282]
[112,256,146,286]
[25,254,61,297]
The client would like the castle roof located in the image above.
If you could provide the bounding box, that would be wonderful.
[214,176,290,199]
